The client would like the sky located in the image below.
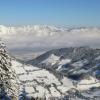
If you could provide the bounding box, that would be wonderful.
[0,0,100,26]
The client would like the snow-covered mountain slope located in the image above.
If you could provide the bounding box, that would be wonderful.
[27,47,100,80]
[41,54,60,66]
[11,60,74,98]
[41,54,71,67]
[11,59,100,99]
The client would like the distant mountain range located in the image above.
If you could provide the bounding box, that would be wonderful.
[27,47,100,80]
[0,25,67,35]
[0,25,100,35]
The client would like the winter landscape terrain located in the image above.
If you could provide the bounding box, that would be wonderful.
[0,25,100,100]
[0,0,100,99]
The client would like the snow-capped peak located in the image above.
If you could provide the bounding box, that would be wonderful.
[0,25,64,36]
[42,54,60,65]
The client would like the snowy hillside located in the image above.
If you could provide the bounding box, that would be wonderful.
[11,59,100,99]
[41,54,60,66]
[11,60,74,99]
[27,47,100,86]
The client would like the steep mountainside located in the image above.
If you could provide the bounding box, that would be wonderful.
[27,47,100,80]
[12,60,74,99]
[12,59,100,100]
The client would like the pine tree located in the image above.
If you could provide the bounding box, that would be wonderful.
[19,85,29,100]
[0,41,19,100]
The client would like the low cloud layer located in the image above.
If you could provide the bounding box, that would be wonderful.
[0,25,100,54]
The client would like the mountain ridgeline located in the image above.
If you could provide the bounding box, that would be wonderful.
[27,47,100,80]
[27,47,100,65]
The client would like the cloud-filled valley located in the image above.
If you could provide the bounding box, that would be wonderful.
[0,25,100,54]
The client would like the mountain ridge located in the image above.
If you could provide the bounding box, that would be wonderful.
[0,25,100,35]
[27,47,100,80]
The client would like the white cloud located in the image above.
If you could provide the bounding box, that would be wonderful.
[0,25,100,53]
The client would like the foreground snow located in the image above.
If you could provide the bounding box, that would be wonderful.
[12,60,73,98]
[11,60,100,99]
